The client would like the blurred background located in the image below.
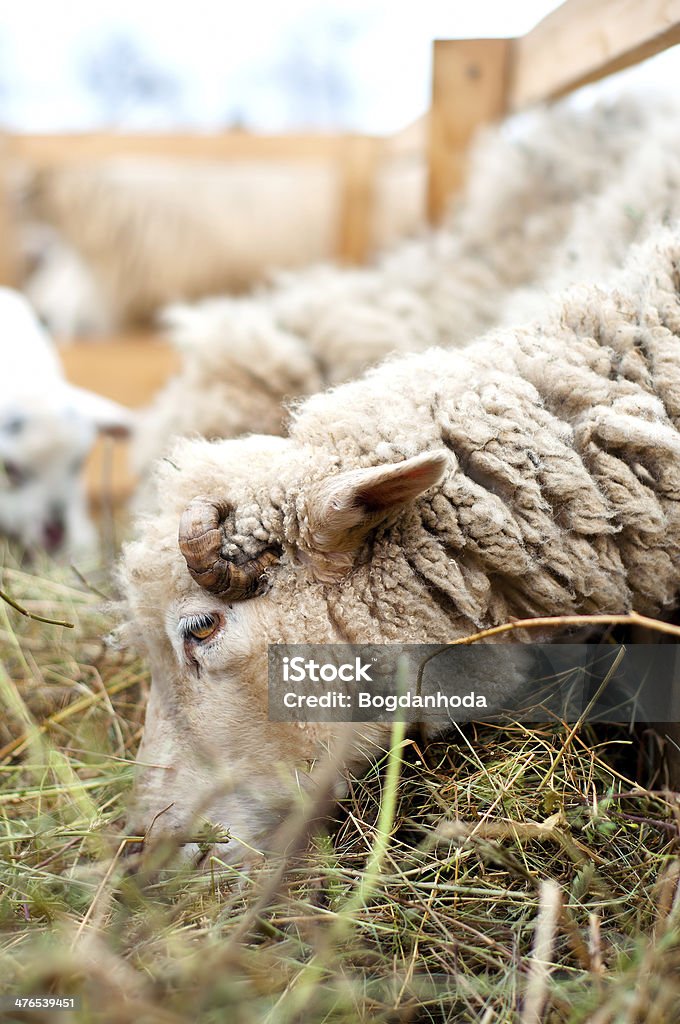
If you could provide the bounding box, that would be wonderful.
[0,1,568,134]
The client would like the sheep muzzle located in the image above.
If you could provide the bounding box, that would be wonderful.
[178,496,279,599]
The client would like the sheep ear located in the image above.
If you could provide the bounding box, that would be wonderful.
[308,450,449,554]
[62,384,134,438]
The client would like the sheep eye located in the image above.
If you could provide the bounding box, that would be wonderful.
[181,613,219,642]
[1,460,27,487]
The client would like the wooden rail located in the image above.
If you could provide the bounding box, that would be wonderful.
[510,0,680,108]
[7,131,360,164]
[0,154,15,286]
[60,334,178,409]
[428,0,680,220]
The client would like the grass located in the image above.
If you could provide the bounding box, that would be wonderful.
[1,547,680,1023]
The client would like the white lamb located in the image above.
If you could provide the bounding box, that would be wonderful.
[0,288,132,557]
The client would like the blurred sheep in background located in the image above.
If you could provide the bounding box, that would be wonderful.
[0,287,132,557]
[13,152,426,337]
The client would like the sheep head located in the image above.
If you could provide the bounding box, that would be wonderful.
[178,495,280,599]
[122,437,452,867]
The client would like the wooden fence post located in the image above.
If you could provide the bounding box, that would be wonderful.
[427,38,511,224]
[0,139,18,286]
[337,135,381,264]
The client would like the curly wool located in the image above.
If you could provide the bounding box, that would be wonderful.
[120,225,680,649]
[133,96,676,477]
[286,246,680,641]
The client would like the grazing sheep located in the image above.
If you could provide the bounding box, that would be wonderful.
[119,224,680,862]
[0,288,132,556]
[133,96,678,478]
[18,155,424,337]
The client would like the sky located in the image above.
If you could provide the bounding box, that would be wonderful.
[0,0,676,134]
[0,0,563,132]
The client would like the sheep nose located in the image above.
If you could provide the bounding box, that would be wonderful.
[42,513,65,552]
[118,839,146,880]
[120,835,145,860]
[121,839,145,859]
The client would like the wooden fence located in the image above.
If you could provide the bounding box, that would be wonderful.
[0,118,428,504]
[0,0,678,507]
[428,0,680,219]
[2,2,679,277]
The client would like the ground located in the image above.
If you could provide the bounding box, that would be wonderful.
[1,547,680,1023]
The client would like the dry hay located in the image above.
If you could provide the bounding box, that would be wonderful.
[1,550,680,1022]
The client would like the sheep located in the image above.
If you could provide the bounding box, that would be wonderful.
[17,154,424,337]
[501,108,680,325]
[118,222,680,863]
[132,95,678,479]
[0,288,132,556]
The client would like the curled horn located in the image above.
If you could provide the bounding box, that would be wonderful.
[178,496,280,599]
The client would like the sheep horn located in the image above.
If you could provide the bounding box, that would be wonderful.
[178,496,279,599]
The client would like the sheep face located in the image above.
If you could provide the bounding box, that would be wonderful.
[0,389,132,558]
[0,397,96,555]
[122,436,448,864]
[127,592,326,866]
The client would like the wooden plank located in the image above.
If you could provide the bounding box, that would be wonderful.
[509,0,680,110]
[82,435,135,510]
[60,333,181,507]
[337,135,381,264]
[0,176,16,286]
[7,131,375,167]
[427,39,510,223]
